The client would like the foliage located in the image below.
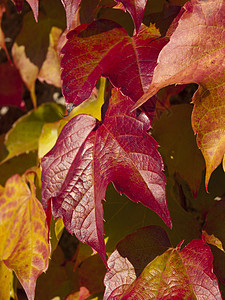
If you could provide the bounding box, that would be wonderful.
[0,0,225,299]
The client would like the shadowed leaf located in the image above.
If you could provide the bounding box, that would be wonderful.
[0,62,24,108]
[152,104,205,196]
[11,0,38,21]
[204,199,225,251]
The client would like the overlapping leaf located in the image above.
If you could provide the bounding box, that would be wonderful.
[133,0,225,187]
[0,173,50,300]
[41,89,171,263]
[115,0,148,33]
[3,103,64,162]
[61,19,168,106]
[61,0,81,29]
[204,199,225,251]
[12,0,66,107]
[104,235,222,299]
[11,0,38,21]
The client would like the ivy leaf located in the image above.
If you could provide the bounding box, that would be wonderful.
[3,103,64,162]
[41,89,171,264]
[104,237,222,299]
[133,0,225,188]
[115,0,148,34]
[38,26,62,88]
[61,19,168,106]
[61,0,81,29]
[0,173,50,300]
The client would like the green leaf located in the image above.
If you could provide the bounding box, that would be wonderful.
[152,104,205,196]
[3,103,64,162]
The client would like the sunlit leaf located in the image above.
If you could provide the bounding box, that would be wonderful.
[3,103,64,162]
[61,0,81,29]
[133,0,225,188]
[61,20,168,106]
[41,89,171,264]
[38,122,61,160]
[0,261,12,300]
[0,173,50,300]
[104,238,222,299]
[38,78,105,159]
[202,230,224,252]
[38,26,62,88]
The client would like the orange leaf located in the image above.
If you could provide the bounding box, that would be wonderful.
[0,174,50,300]
[133,0,225,188]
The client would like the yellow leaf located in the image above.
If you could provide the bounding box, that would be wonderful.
[0,174,50,300]
[0,261,13,300]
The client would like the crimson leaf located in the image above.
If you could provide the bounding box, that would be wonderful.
[61,19,168,106]
[41,89,171,263]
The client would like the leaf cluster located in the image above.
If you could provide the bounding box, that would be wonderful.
[0,0,225,299]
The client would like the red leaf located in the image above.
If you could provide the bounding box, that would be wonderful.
[115,0,148,34]
[104,238,222,299]
[132,0,225,188]
[61,19,168,106]
[0,62,24,108]
[61,0,81,29]
[41,89,171,263]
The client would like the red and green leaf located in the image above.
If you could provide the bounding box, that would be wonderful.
[104,234,222,299]
[41,89,171,264]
